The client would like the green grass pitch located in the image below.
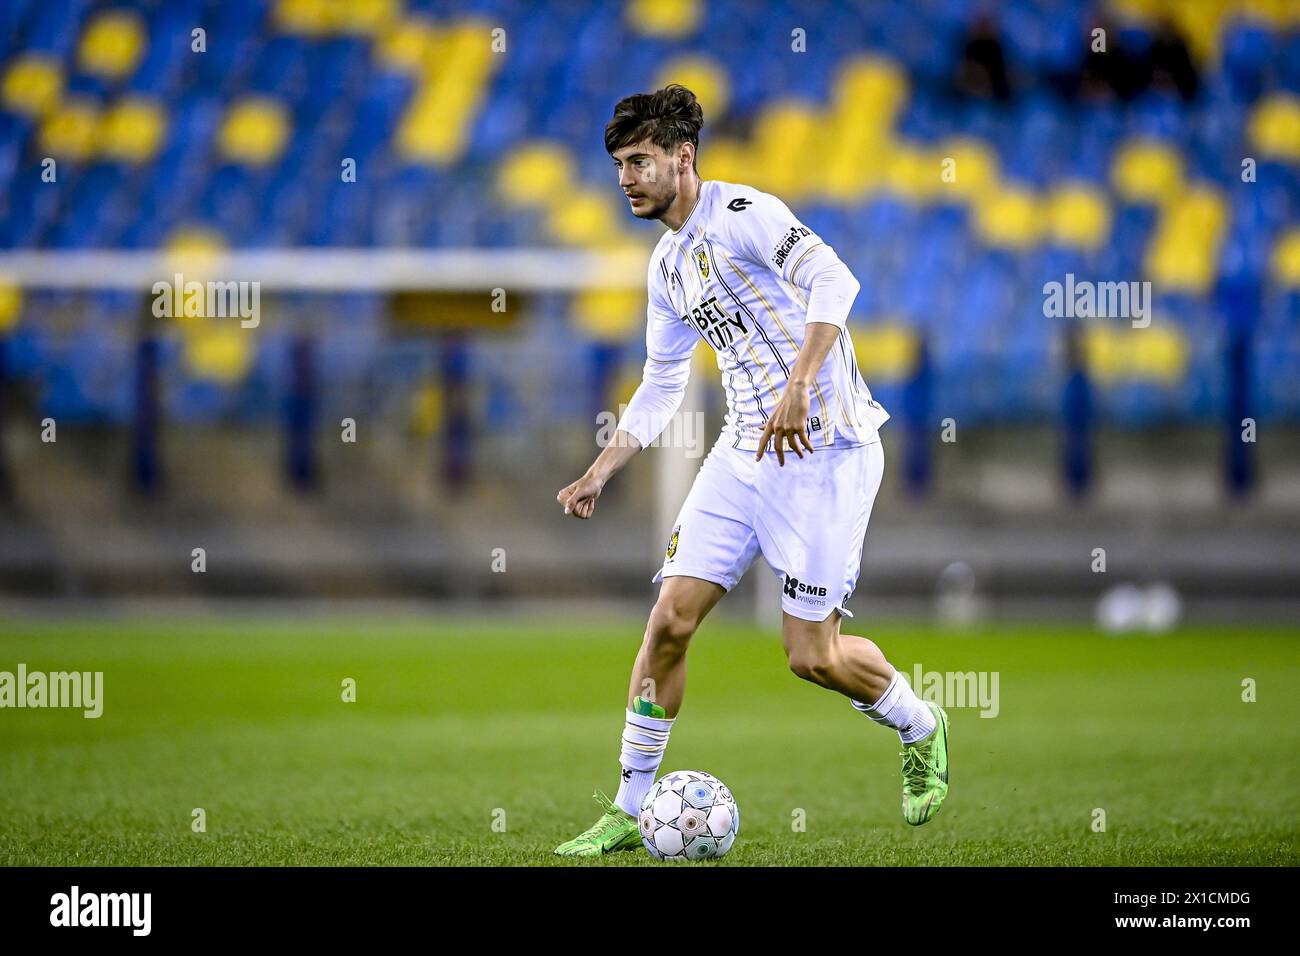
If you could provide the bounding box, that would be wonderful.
[1,617,1296,866]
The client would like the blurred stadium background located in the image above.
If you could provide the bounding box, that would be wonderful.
[1,0,1299,624]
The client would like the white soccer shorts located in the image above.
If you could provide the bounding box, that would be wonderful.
[653,439,885,621]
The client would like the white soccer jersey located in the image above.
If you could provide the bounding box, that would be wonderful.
[640,180,889,451]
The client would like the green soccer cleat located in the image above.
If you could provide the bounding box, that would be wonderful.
[553,789,642,857]
[900,702,949,826]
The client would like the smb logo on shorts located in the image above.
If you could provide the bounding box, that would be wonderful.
[665,525,680,561]
[784,575,828,599]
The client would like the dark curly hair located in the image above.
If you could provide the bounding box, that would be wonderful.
[604,84,703,166]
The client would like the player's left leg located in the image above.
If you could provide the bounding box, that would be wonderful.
[756,439,948,825]
[781,610,948,825]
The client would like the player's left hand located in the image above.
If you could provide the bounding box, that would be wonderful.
[755,385,814,466]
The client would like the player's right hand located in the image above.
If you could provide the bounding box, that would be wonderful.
[557,473,603,519]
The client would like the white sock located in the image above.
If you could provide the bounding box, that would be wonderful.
[852,670,936,744]
[614,709,674,815]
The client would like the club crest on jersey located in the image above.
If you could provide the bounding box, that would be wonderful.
[694,246,710,281]
[665,525,680,560]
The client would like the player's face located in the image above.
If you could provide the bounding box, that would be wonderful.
[612,142,681,220]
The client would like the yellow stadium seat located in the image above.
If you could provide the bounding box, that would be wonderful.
[1248,93,1300,163]
[697,138,750,189]
[446,19,493,66]
[185,326,254,382]
[1168,4,1225,64]
[822,154,868,202]
[1269,228,1300,288]
[850,322,920,383]
[1081,325,1120,381]
[377,19,440,74]
[1110,0,1229,62]
[1083,324,1188,384]
[756,103,822,152]
[497,142,573,207]
[936,137,1000,201]
[1147,241,1215,291]
[1046,183,1112,249]
[1144,186,1226,292]
[277,0,400,36]
[397,91,451,162]
[973,186,1042,249]
[420,26,456,80]
[274,0,332,37]
[736,152,778,195]
[395,20,497,165]
[548,192,621,245]
[99,97,167,163]
[167,226,226,257]
[161,228,227,325]
[1239,0,1295,27]
[78,10,146,80]
[400,89,475,163]
[627,0,700,38]
[766,148,826,201]
[219,97,290,166]
[821,119,888,201]
[1173,187,1227,234]
[410,382,443,437]
[40,100,99,161]
[753,103,822,199]
[833,57,908,124]
[800,119,842,164]
[1111,139,1184,205]
[1,55,62,118]
[884,144,946,202]
[1107,0,1162,19]
[0,281,22,332]
[575,288,642,341]
[333,0,402,36]
[654,55,730,119]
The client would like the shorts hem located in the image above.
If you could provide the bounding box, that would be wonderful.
[781,601,853,622]
[653,566,738,591]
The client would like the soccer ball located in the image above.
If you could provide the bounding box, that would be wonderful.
[639,770,739,860]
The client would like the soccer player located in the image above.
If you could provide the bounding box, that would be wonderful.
[554,85,948,856]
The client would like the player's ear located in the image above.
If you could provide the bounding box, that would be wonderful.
[679,142,694,173]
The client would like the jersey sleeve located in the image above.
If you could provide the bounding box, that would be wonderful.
[727,190,859,329]
[615,355,692,449]
[725,190,824,287]
[644,259,697,362]
[614,259,698,448]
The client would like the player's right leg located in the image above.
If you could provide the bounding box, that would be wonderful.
[555,446,758,858]
[553,575,725,857]
[625,574,728,717]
